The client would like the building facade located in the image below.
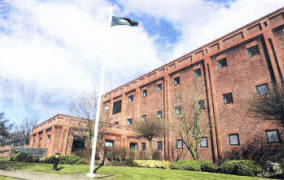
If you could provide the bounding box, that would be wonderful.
[29,114,92,157]
[100,8,284,161]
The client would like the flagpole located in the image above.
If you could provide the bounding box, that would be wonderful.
[87,4,113,178]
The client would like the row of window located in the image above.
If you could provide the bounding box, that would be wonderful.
[217,45,260,70]
[105,140,163,151]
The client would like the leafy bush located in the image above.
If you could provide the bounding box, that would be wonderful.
[132,160,171,169]
[219,160,262,176]
[152,150,162,160]
[170,160,202,171]
[201,161,219,172]
[43,154,86,164]
[10,152,39,163]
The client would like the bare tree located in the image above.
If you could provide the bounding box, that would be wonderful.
[18,117,38,145]
[0,112,13,146]
[134,115,164,160]
[172,84,209,160]
[248,87,284,127]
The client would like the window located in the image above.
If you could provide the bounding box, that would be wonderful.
[174,76,180,85]
[218,58,227,69]
[157,141,163,150]
[223,93,234,104]
[175,106,182,115]
[127,118,133,125]
[130,142,138,150]
[143,90,147,97]
[104,105,109,112]
[142,143,146,151]
[248,45,260,58]
[114,121,119,125]
[157,111,162,119]
[256,84,269,96]
[128,95,134,102]
[198,100,205,110]
[229,134,240,146]
[200,137,208,148]
[176,139,183,149]
[194,68,201,78]
[266,130,281,143]
[105,139,114,147]
[113,100,122,114]
[142,115,147,122]
[157,84,162,92]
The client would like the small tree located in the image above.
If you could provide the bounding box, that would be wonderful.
[172,84,208,160]
[248,87,284,127]
[135,115,164,160]
[0,112,13,146]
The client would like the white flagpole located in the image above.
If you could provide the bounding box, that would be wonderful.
[87,4,113,178]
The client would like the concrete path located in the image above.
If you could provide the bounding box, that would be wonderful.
[0,169,113,180]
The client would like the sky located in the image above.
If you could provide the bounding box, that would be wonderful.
[0,0,283,125]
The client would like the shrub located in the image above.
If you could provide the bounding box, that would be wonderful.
[43,154,86,164]
[200,161,219,172]
[132,160,171,169]
[10,152,39,163]
[128,150,136,160]
[170,160,202,171]
[219,160,262,176]
[152,150,162,160]
[138,151,147,160]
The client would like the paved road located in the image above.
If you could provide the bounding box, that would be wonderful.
[0,169,113,180]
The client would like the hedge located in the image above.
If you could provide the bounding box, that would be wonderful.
[131,160,171,169]
[219,160,262,176]
[170,160,202,171]
[10,152,39,163]
[43,154,86,165]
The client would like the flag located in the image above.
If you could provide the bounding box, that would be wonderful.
[111,16,138,27]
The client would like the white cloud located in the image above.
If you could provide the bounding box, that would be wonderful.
[119,0,284,59]
[0,0,162,122]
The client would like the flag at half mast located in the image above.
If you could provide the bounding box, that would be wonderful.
[111,16,138,27]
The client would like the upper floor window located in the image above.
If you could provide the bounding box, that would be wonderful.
[104,105,109,112]
[194,68,201,78]
[112,100,122,114]
[127,118,133,125]
[142,115,147,122]
[157,84,162,92]
[198,100,205,110]
[229,134,240,146]
[130,142,138,150]
[157,111,162,119]
[256,84,269,96]
[114,121,119,125]
[175,106,182,115]
[247,45,260,58]
[157,141,163,150]
[174,76,180,85]
[176,139,183,149]
[223,93,234,104]
[143,90,147,97]
[200,137,208,148]
[218,58,227,69]
[105,139,114,147]
[266,129,281,143]
[128,95,134,102]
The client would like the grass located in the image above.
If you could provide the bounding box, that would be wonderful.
[0,176,21,180]
[0,159,272,180]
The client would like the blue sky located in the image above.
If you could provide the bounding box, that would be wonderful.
[0,0,283,126]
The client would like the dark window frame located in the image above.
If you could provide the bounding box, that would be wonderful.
[229,134,240,146]
[194,68,201,78]
[142,115,147,121]
[142,89,147,97]
[157,84,162,92]
[112,100,122,114]
[128,95,134,102]
[218,58,228,69]
[247,45,260,58]
[176,139,183,149]
[141,143,146,151]
[114,121,119,125]
[105,139,114,147]
[175,106,182,115]
[265,129,281,143]
[223,93,234,104]
[198,100,205,110]
[256,83,269,96]
[174,76,180,85]
[200,137,208,148]
[157,141,163,150]
[127,118,133,125]
[157,110,162,119]
[130,142,138,150]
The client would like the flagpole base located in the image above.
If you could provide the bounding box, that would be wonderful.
[87,173,96,178]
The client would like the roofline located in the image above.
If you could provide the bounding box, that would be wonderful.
[103,7,284,96]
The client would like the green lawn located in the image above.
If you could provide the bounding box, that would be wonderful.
[0,159,271,180]
[0,176,20,180]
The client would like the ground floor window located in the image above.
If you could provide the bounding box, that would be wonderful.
[105,139,114,147]
[157,141,163,150]
[130,142,138,150]
[141,143,146,151]
[200,137,208,148]
[229,134,240,146]
[266,129,281,143]
[176,139,183,149]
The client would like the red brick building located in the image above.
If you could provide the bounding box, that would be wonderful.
[29,114,92,157]
[99,8,284,161]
